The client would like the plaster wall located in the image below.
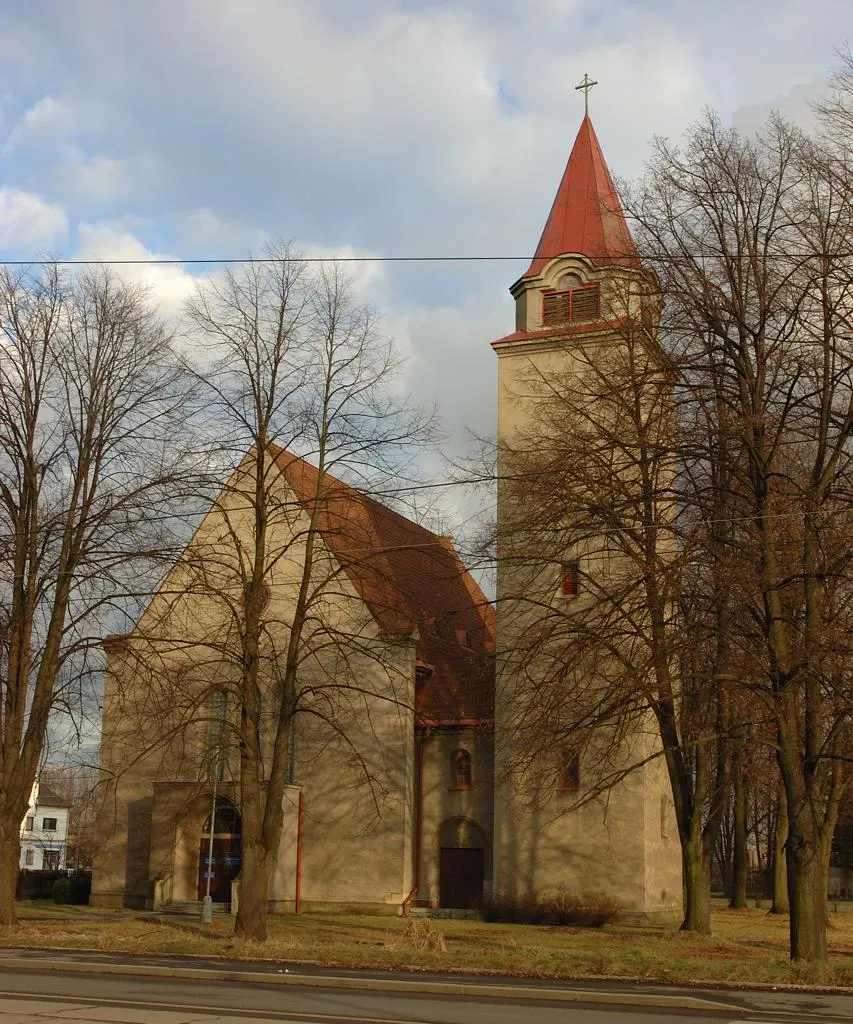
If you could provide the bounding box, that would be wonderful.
[415,727,494,907]
[493,256,681,918]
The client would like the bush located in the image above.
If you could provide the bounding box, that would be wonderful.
[50,873,91,905]
[51,878,71,903]
[482,888,619,927]
[16,870,66,900]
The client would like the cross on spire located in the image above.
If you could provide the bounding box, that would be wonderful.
[574,72,598,116]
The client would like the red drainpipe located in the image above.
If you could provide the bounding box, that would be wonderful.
[402,731,425,916]
[295,789,304,914]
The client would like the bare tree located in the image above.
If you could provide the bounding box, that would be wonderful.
[138,247,432,941]
[629,111,853,961]
[495,279,736,935]
[0,264,194,924]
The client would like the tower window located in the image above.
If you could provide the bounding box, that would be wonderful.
[542,283,600,326]
[450,749,472,790]
[560,562,579,599]
[558,753,581,792]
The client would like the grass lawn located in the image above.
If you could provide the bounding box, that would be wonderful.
[3,903,853,989]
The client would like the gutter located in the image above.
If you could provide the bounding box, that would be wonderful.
[295,790,304,914]
[401,731,425,916]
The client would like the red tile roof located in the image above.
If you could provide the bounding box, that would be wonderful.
[269,445,494,727]
[523,115,640,278]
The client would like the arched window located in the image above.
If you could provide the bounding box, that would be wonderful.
[451,749,472,790]
[558,752,581,792]
[206,689,228,781]
[202,797,241,835]
[560,561,579,599]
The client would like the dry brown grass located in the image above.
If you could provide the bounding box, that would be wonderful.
[3,903,853,989]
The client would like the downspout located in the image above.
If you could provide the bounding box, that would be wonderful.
[401,731,425,916]
[295,789,304,914]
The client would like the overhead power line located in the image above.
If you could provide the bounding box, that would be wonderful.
[2,252,853,267]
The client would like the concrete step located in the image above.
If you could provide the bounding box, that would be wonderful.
[407,906,480,920]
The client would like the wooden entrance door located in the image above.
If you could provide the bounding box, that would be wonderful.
[197,835,241,902]
[439,846,485,909]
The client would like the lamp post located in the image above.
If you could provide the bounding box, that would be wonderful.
[201,751,219,925]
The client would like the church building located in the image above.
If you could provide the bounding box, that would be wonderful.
[92,101,681,919]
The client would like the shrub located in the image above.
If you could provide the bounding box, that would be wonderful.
[51,878,71,904]
[482,888,618,927]
[50,873,91,905]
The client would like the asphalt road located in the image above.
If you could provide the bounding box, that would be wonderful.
[0,952,850,1024]
[0,979,769,1024]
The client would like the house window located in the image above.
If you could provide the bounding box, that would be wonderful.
[451,749,472,790]
[25,816,34,831]
[542,283,600,326]
[558,753,581,792]
[24,849,34,866]
[42,850,60,870]
[42,817,57,831]
[560,562,579,599]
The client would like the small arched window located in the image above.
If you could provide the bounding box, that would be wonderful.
[558,753,581,793]
[451,749,472,790]
[560,561,579,599]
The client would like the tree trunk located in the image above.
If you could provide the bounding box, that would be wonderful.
[786,820,827,961]
[234,836,271,942]
[681,833,712,934]
[0,822,21,926]
[771,782,789,914]
[731,761,748,908]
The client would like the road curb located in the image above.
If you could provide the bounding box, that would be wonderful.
[0,956,741,1014]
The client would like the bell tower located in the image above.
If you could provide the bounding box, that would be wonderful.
[491,96,682,920]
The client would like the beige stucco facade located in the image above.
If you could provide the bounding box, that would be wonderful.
[412,726,494,908]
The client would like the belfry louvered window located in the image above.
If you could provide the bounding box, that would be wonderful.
[542,283,600,326]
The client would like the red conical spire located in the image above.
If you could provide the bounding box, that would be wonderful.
[523,115,640,278]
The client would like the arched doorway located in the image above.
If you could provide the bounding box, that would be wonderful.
[439,817,486,910]
[197,797,242,902]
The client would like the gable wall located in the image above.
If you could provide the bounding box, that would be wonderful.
[92,452,416,910]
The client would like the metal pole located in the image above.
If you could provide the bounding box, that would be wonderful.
[201,753,219,925]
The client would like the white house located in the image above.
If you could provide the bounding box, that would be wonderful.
[19,779,71,870]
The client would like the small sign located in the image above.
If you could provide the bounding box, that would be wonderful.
[204,871,215,879]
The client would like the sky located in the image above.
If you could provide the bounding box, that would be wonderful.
[0,0,849,538]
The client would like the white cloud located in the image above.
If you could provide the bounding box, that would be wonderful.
[74,223,197,324]
[0,187,68,251]
[4,96,75,152]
